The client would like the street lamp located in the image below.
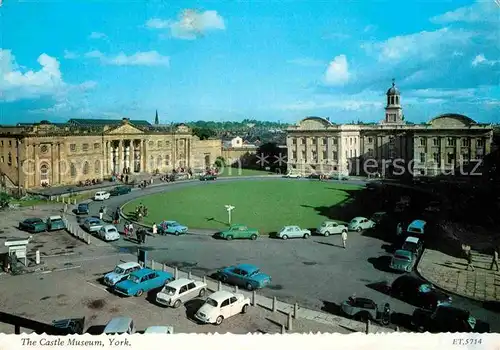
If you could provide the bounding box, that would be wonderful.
[224,205,235,225]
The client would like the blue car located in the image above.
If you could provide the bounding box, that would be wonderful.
[76,203,89,215]
[217,264,271,291]
[113,268,174,297]
[158,221,188,236]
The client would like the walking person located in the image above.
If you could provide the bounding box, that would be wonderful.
[99,207,104,220]
[466,250,475,271]
[152,222,158,235]
[490,247,499,271]
[341,230,348,249]
[128,223,134,239]
[124,223,129,238]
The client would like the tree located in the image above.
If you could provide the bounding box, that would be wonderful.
[192,127,216,140]
[214,157,225,168]
[256,142,286,171]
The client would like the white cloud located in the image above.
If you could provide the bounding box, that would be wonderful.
[146,10,225,40]
[63,50,78,59]
[288,58,324,67]
[89,31,107,39]
[278,99,382,112]
[323,32,350,40]
[406,88,477,99]
[84,50,170,66]
[363,25,377,33]
[430,1,498,24]
[324,55,349,85]
[472,54,500,67]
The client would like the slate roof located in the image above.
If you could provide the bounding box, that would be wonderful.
[67,118,152,127]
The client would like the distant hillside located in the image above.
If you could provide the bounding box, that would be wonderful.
[185,119,289,132]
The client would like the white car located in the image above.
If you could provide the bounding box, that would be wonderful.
[103,262,142,287]
[195,291,250,325]
[277,226,311,239]
[156,278,207,308]
[348,217,375,232]
[144,326,173,334]
[94,191,111,201]
[98,224,120,241]
[316,221,348,236]
[285,172,301,178]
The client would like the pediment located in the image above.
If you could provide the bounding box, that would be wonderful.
[106,123,144,135]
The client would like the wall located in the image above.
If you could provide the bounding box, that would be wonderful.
[221,147,258,166]
[191,138,222,169]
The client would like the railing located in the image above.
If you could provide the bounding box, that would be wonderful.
[0,311,73,335]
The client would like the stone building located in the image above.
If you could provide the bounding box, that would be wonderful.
[0,118,221,190]
[286,80,494,177]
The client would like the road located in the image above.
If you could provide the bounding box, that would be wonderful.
[81,177,500,331]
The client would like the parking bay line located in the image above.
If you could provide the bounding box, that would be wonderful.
[40,265,81,274]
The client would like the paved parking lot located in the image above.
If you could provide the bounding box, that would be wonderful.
[0,254,347,334]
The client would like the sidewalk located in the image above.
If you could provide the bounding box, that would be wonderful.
[417,249,500,301]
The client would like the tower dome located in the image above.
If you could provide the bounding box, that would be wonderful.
[386,79,400,95]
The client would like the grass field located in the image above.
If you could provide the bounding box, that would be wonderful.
[122,180,363,233]
[217,168,277,177]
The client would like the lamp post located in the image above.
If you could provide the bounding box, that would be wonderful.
[225,205,235,225]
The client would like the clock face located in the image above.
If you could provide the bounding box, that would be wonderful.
[41,145,48,153]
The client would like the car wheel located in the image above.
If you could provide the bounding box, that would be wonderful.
[356,227,362,232]
[135,289,144,297]
[241,304,249,314]
[246,283,254,291]
[250,234,257,240]
[199,288,206,297]
[173,300,182,308]
[226,235,233,241]
[282,235,288,240]
[175,231,180,236]
[215,316,224,325]
[324,231,330,237]
[220,274,228,283]
[355,312,371,322]
[303,233,310,239]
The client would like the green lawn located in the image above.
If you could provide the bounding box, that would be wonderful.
[122,180,362,233]
[217,168,277,177]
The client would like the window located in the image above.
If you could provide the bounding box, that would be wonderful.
[82,143,89,151]
[354,150,357,157]
[311,138,317,145]
[447,138,455,147]
[70,144,76,152]
[149,141,154,147]
[301,151,306,159]
[420,153,425,163]
[221,299,230,307]
[433,138,439,146]
[462,139,470,147]
[165,141,170,147]
[420,138,426,146]
[7,152,11,165]
[368,149,374,157]
[477,139,484,147]
[179,140,184,146]
[447,153,455,164]
[0,156,3,163]
[165,154,171,166]
[93,143,100,150]
[157,155,162,168]
[292,151,297,159]
[368,137,373,143]
[8,140,12,147]
[461,151,469,161]
[312,151,317,161]
[229,296,237,304]
[40,163,49,181]
[94,160,101,174]
[332,138,337,145]
[179,285,188,294]
[187,282,196,290]
[322,151,327,160]
[332,151,338,161]
[433,153,440,163]
[83,161,89,174]
[322,138,327,145]
[301,138,305,145]
[350,138,352,145]
[345,151,348,158]
[70,163,77,177]
[350,150,352,157]
[158,141,163,147]
[476,152,484,160]
[292,138,297,145]
[0,141,3,146]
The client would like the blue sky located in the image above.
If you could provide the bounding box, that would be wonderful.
[1,0,499,125]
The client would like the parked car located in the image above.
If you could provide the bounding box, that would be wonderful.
[216,264,271,291]
[83,217,104,233]
[94,191,111,201]
[156,278,207,308]
[194,291,250,325]
[277,225,311,239]
[401,236,423,256]
[52,318,85,334]
[316,221,348,236]
[144,326,173,334]
[199,174,217,181]
[411,304,490,333]
[370,212,387,225]
[391,275,452,310]
[328,172,349,180]
[97,224,120,241]
[217,224,259,240]
[284,172,301,178]
[390,250,416,272]
[75,203,89,215]
[114,268,174,297]
[18,218,47,233]
[103,317,136,334]
[348,217,375,232]
[103,262,142,287]
[158,221,188,236]
[110,186,132,196]
[46,215,66,231]
[406,220,426,237]
[340,296,389,324]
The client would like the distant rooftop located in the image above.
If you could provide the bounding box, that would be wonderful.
[68,118,152,127]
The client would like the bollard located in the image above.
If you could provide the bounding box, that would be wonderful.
[294,302,298,318]
[163,263,167,272]
[35,250,40,265]
[252,290,256,306]
[86,234,91,245]
[56,197,59,203]
[395,326,399,332]
[174,267,179,279]
[188,270,192,279]
[287,312,293,331]
[365,319,371,334]
[281,324,286,334]
[151,260,155,270]
[203,276,207,284]
[73,199,76,205]
[62,197,65,204]
[272,296,277,312]
[234,285,238,293]
[218,281,222,291]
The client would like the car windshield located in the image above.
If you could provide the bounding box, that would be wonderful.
[113,267,125,274]
[162,286,176,295]
[418,284,433,293]
[247,269,259,276]
[128,275,140,283]
[321,222,329,227]
[394,254,411,261]
[402,242,417,252]
[205,298,218,307]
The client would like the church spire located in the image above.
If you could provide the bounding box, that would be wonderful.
[154,110,159,125]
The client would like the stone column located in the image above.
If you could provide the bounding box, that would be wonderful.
[455,138,461,166]
[471,137,477,159]
[130,141,135,172]
[110,142,115,174]
[57,143,62,184]
[51,143,56,185]
[118,140,124,173]
[142,140,148,172]
[440,137,446,170]
[34,144,39,187]
[124,141,130,170]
